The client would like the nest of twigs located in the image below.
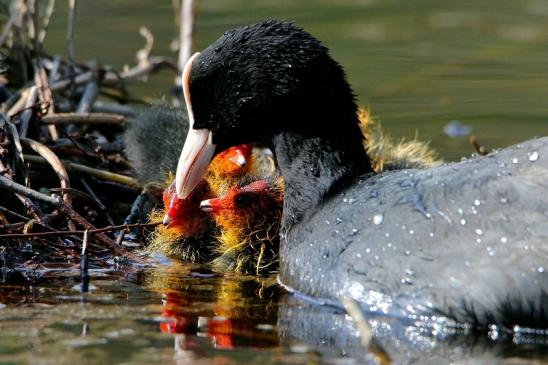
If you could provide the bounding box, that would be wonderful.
[0,0,193,285]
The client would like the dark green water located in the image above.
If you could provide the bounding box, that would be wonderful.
[2,1,548,364]
[42,0,548,160]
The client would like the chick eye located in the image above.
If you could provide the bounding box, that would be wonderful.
[235,193,259,207]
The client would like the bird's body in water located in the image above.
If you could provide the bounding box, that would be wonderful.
[173,19,548,330]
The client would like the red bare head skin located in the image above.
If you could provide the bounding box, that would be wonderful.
[162,180,212,236]
[208,144,253,179]
[200,180,281,230]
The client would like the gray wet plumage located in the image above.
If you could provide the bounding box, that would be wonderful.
[281,137,548,328]
[177,20,548,329]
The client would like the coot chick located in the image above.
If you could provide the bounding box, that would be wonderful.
[174,20,548,329]
[125,103,187,186]
[200,178,284,274]
[147,179,216,262]
[358,109,441,172]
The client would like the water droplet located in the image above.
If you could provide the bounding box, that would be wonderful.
[401,277,413,285]
[342,198,348,203]
[500,197,508,204]
[473,200,480,206]
[409,230,414,235]
[335,217,343,224]
[385,232,390,238]
[500,237,508,243]
[405,269,414,276]
[460,219,466,225]
[476,238,482,243]
[529,151,539,162]
[512,157,519,164]
[365,248,371,253]
[356,253,362,258]
[325,220,330,225]
[350,228,359,236]
[538,266,545,273]
[401,225,406,230]
[405,250,411,256]
[429,232,434,237]
[458,208,464,215]
[475,229,483,235]
[373,214,384,225]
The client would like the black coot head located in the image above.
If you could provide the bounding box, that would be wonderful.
[188,19,359,151]
[176,19,363,199]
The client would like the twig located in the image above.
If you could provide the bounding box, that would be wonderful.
[0,205,31,222]
[18,85,39,138]
[91,102,135,117]
[0,3,24,46]
[174,0,194,105]
[66,0,78,66]
[0,173,61,205]
[22,140,65,187]
[80,229,89,293]
[21,138,74,225]
[0,174,139,259]
[33,58,59,140]
[79,177,115,226]
[24,154,140,187]
[47,55,61,85]
[136,27,154,66]
[7,88,30,118]
[38,0,56,45]
[0,222,160,239]
[116,190,149,244]
[41,113,126,125]
[178,0,194,72]
[76,68,99,113]
[470,135,490,156]
[66,0,78,102]
[340,297,372,349]
[1,114,27,179]
[49,57,176,92]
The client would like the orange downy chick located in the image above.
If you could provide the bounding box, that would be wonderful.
[148,144,257,262]
[200,178,284,274]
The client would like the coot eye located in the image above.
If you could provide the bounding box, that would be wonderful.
[235,193,259,207]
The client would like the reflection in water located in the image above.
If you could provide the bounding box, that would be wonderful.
[278,295,548,364]
[145,262,279,353]
[1,262,548,364]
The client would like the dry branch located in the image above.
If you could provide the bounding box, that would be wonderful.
[41,112,126,125]
[23,154,140,187]
[0,222,159,239]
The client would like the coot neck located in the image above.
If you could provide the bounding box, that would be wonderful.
[272,117,372,231]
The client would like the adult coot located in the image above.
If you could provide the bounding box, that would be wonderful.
[174,20,548,329]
